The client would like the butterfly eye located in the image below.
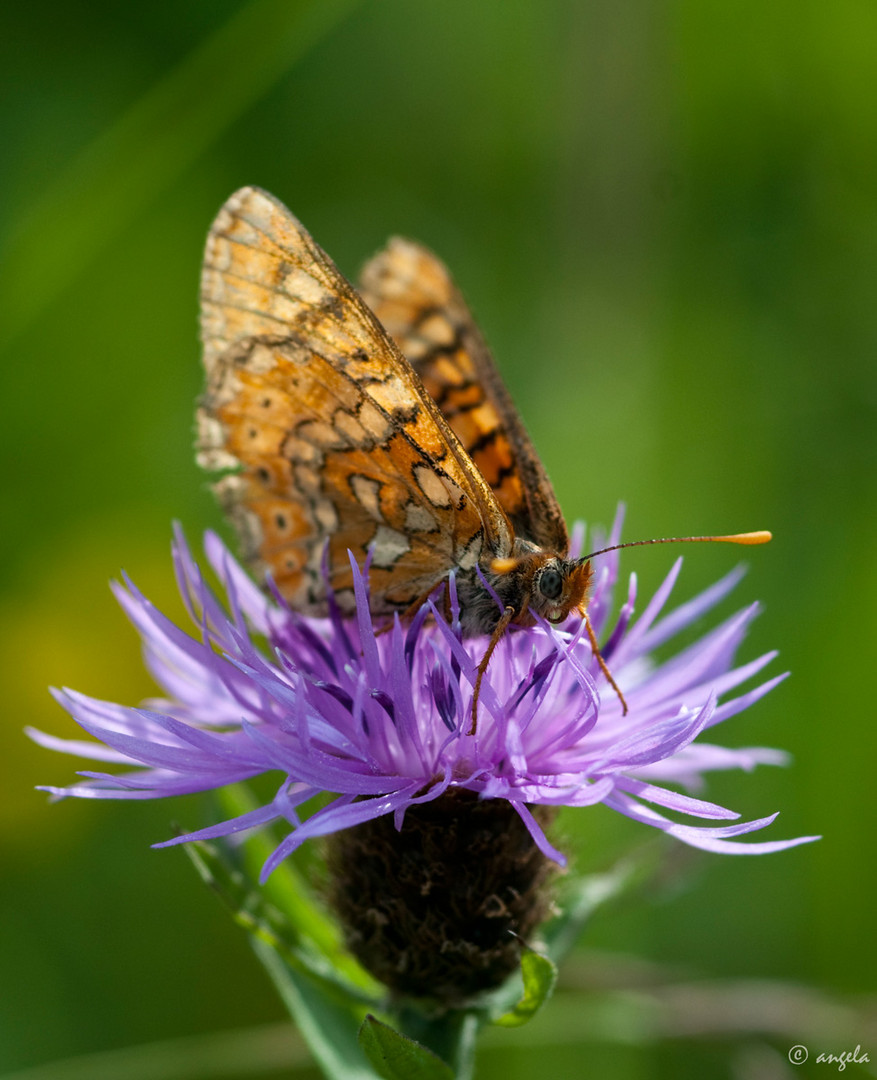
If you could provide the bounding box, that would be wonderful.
[539,567,563,601]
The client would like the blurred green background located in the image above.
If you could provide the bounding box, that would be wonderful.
[2,1,874,1077]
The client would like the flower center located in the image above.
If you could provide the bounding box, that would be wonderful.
[324,789,558,1004]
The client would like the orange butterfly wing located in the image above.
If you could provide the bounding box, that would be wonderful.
[197,187,513,615]
[358,238,568,554]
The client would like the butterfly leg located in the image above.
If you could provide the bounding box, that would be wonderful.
[469,605,516,736]
[583,611,628,715]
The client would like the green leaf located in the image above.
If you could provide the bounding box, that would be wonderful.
[492,950,557,1028]
[253,937,381,1080]
[358,1016,455,1080]
[385,1009,480,1080]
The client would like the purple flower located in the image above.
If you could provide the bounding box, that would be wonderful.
[31,515,817,882]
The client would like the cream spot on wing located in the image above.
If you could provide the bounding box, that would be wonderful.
[282,434,322,464]
[469,403,499,432]
[293,464,321,496]
[333,409,366,443]
[400,336,429,361]
[413,463,452,508]
[297,419,345,449]
[349,474,382,520]
[244,342,279,374]
[357,400,392,441]
[417,312,455,347]
[281,267,330,306]
[206,234,233,273]
[371,526,410,569]
[314,501,339,532]
[196,412,236,466]
[442,476,464,508]
[456,531,483,570]
[404,503,438,532]
[366,373,415,416]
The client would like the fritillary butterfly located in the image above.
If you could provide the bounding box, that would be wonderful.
[197,187,769,723]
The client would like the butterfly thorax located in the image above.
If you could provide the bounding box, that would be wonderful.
[455,542,594,638]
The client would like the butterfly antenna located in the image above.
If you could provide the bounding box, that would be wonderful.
[575,530,770,713]
[581,530,771,562]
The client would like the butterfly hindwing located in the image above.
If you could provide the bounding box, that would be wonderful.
[359,237,568,553]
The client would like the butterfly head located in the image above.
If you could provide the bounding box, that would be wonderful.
[533,557,594,624]
[491,553,594,626]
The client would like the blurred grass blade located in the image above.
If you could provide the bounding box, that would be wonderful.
[542,844,662,965]
[253,936,382,1080]
[492,950,557,1028]
[184,835,381,1006]
[0,1022,307,1080]
[358,1016,455,1080]
[214,784,381,994]
[0,0,362,353]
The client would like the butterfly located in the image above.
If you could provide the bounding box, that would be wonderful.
[197,187,769,726]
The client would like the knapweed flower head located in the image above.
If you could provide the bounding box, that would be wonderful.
[33,516,816,1002]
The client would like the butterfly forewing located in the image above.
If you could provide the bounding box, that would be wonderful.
[359,237,568,553]
[198,187,513,615]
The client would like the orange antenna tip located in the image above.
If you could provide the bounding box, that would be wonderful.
[710,530,772,545]
[491,557,521,574]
